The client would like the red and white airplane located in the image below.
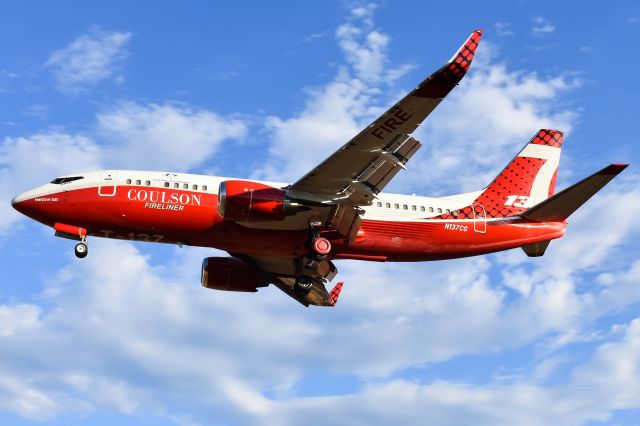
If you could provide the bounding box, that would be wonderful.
[12,30,628,307]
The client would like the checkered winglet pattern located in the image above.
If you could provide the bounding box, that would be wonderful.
[413,29,483,99]
[530,129,563,148]
[328,282,344,306]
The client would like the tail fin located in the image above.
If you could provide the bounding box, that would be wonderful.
[521,164,628,222]
[474,129,564,218]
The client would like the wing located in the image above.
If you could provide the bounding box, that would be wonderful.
[287,30,483,207]
[232,253,343,307]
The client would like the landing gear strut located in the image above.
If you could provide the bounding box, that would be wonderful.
[308,218,331,258]
[75,237,88,259]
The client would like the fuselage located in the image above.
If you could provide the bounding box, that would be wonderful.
[11,170,566,261]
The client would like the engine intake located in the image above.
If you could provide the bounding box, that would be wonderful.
[218,180,306,222]
[201,257,267,292]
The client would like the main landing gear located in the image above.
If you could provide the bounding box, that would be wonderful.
[74,237,88,259]
[293,218,333,297]
[307,217,332,258]
[293,275,313,297]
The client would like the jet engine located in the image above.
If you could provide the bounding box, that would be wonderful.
[218,180,307,222]
[201,257,267,292]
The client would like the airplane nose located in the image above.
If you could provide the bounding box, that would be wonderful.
[11,194,22,207]
[11,189,48,217]
[12,185,67,223]
[11,192,30,214]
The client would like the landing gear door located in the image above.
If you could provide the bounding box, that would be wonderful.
[98,171,118,197]
[473,203,487,234]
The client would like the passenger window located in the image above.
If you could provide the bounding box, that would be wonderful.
[202,185,207,191]
[429,207,434,213]
[145,180,151,186]
[174,183,179,189]
[403,204,408,210]
[394,203,399,209]
[420,206,425,212]
[437,208,443,213]
[135,180,141,185]
[412,205,417,211]
[385,203,391,208]
[126,179,132,185]
[193,184,198,190]
[446,209,451,214]
[376,202,382,207]
[164,182,170,188]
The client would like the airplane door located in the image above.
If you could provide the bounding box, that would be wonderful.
[473,204,487,234]
[98,171,118,196]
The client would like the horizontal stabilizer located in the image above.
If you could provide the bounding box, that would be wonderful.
[521,164,628,222]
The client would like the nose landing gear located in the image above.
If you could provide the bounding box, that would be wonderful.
[291,218,335,299]
[53,223,89,259]
[74,237,88,258]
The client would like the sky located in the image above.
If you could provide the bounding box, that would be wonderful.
[0,1,639,425]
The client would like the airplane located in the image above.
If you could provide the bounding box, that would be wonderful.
[11,30,628,307]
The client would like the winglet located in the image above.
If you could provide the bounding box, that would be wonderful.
[413,29,483,99]
[328,282,344,306]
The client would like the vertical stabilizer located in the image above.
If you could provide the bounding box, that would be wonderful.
[474,129,563,218]
[434,129,564,220]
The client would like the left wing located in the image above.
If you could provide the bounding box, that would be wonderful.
[232,253,343,307]
[287,29,483,207]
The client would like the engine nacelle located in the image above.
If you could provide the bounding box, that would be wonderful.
[218,180,290,222]
[201,257,265,292]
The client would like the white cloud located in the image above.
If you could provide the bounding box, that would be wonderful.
[46,27,132,95]
[532,17,556,35]
[495,22,514,36]
[1,236,640,425]
[392,41,580,195]
[97,102,248,171]
[255,4,413,182]
[267,318,640,426]
[302,31,327,43]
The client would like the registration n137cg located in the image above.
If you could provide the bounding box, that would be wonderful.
[12,30,627,307]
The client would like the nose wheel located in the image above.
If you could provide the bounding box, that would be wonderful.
[74,237,88,258]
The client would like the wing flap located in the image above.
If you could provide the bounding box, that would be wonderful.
[273,277,342,307]
[236,253,341,307]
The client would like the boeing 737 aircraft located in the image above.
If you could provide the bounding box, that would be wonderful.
[11,30,628,307]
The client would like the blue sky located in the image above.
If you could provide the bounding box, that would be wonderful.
[1,1,639,425]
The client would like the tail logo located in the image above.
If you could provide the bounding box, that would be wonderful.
[504,195,543,209]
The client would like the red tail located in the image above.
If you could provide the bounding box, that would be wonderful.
[474,129,563,217]
[434,129,564,220]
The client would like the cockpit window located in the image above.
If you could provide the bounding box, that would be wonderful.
[50,176,84,185]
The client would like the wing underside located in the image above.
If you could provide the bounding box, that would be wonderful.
[233,253,342,307]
